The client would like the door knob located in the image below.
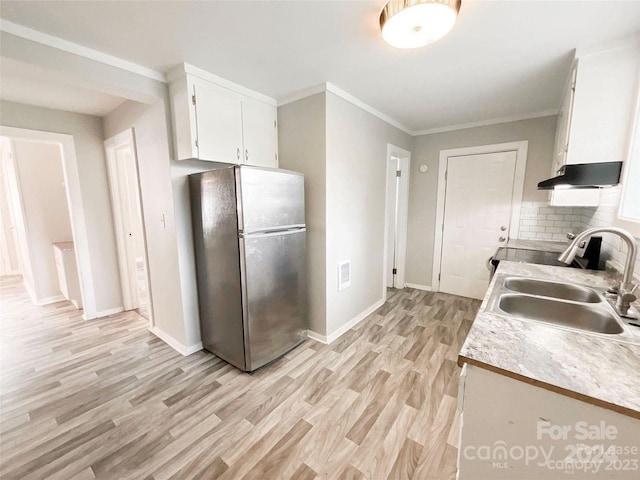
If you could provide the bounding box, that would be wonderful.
[500,226,507,231]
[499,236,506,242]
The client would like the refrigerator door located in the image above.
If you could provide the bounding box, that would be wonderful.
[240,228,307,371]
[190,169,246,370]
[237,166,305,234]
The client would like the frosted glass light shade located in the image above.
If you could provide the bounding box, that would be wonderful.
[380,0,461,49]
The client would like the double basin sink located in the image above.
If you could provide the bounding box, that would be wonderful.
[487,274,638,341]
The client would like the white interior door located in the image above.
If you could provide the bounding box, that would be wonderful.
[439,151,517,299]
[385,158,399,287]
[385,153,410,289]
[105,130,152,321]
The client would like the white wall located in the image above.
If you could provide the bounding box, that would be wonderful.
[406,115,558,287]
[102,99,194,348]
[11,140,73,301]
[0,100,122,313]
[278,93,327,335]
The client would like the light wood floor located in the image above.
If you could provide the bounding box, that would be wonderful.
[0,275,480,479]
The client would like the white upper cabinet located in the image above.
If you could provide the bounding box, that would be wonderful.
[550,39,640,206]
[168,64,278,168]
[193,78,244,164]
[241,99,278,168]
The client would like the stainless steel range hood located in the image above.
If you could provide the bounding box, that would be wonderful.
[537,162,622,190]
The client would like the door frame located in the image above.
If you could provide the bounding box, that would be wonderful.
[104,128,154,325]
[382,143,411,297]
[432,141,528,292]
[0,125,98,318]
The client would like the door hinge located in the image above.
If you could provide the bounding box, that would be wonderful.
[438,273,441,281]
[392,268,397,275]
[195,138,199,148]
[275,153,278,161]
[445,170,448,181]
[396,170,401,177]
[274,120,277,129]
[192,94,196,106]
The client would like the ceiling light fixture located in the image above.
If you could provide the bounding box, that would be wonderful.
[380,0,461,49]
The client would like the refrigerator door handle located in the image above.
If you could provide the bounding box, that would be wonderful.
[240,227,306,238]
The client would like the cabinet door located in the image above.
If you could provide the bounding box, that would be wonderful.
[193,79,243,164]
[241,99,278,168]
[553,66,577,173]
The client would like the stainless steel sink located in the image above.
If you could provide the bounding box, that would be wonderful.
[503,277,602,303]
[485,274,639,343]
[498,294,624,334]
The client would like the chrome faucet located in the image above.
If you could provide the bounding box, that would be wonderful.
[559,227,638,318]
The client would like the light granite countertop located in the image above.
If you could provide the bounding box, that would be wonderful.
[458,261,640,419]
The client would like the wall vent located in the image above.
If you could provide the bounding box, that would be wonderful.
[338,261,351,291]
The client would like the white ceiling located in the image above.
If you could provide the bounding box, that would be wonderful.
[0,57,124,116]
[1,1,639,130]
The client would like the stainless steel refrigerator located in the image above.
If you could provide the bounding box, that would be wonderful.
[189,165,307,372]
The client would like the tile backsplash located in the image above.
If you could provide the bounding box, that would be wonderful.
[517,189,639,282]
[517,201,583,242]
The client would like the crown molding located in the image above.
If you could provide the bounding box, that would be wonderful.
[167,63,277,106]
[277,82,414,135]
[411,109,559,136]
[277,83,558,137]
[324,83,413,135]
[277,83,327,107]
[0,19,166,82]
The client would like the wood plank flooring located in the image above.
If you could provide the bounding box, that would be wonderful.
[0,274,480,479]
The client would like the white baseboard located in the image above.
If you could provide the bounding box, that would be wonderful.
[149,326,202,356]
[23,280,37,305]
[307,297,385,345]
[185,342,204,355]
[404,282,432,291]
[306,329,329,344]
[96,306,124,318]
[34,294,66,306]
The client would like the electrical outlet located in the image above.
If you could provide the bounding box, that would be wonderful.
[338,261,351,291]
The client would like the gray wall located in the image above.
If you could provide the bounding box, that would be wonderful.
[1,100,122,313]
[278,93,327,335]
[103,98,194,346]
[406,115,558,287]
[325,92,413,335]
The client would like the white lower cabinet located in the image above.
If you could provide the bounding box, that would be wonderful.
[457,365,639,479]
[53,242,82,309]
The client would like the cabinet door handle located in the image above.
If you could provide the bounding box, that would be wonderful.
[499,236,506,242]
[237,148,240,161]
[245,149,249,162]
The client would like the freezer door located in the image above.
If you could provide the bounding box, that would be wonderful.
[240,229,307,371]
[237,166,305,233]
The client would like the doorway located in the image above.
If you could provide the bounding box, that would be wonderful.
[433,142,528,299]
[104,129,152,323]
[0,135,87,309]
[384,144,411,291]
